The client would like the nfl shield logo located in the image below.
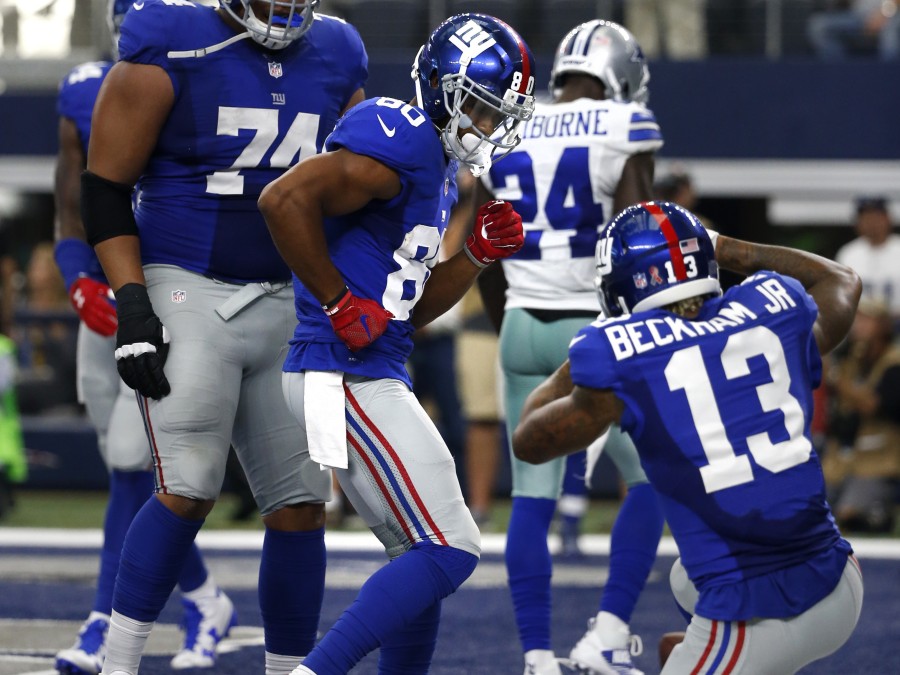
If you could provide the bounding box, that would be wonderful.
[268,62,283,78]
[633,273,647,289]
[171,289,186,304]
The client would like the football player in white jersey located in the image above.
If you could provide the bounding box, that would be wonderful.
[474,21,665,675]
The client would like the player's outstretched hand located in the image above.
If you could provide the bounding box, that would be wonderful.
[325,287,393,352]
[69,277,118,337]
[464,199,524,267]
[113,283,171,399]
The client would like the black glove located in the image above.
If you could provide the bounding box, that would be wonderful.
[114,283,171,399]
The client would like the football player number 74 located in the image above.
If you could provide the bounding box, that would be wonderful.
[664,325,813,494]
[206,107,321,195]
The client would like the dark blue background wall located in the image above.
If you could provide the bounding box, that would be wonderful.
[2,59,898,160]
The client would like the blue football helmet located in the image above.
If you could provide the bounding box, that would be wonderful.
[107,0,131,58]
[550,20,649,104]
[219,0,319,50]
[596,201,720,317]
[412,14,536,177]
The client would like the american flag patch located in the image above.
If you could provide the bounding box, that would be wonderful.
[268,62,283,78]
[633,273,647,289]
[680,238,700,253]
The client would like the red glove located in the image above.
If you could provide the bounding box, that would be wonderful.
[324,288,393,352]
[69,277,118,337]
[464,199,525,267]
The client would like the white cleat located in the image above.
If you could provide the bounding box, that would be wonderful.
[55,612,109,675]
[169,590,238,669]
[568,622,644,675]
[524,649,564,675]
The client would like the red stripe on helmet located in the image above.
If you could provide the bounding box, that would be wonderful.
[643,202,687,280]
[496,18,531,93]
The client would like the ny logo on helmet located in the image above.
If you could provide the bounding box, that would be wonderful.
[449,20,496,59]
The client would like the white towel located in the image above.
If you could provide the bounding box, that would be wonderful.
[584,428,611,488]
[304,371,348,470]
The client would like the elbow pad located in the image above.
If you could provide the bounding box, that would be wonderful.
[81,170,138,247]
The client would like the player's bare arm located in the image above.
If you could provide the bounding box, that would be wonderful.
[86,61,174,291]
[54,117,86,241]
[715,235,862,355]
[513,360,623,464]
[613,151,655,213]
[414,198,524,328]
[259,147,401,304]
[412,249,484,329]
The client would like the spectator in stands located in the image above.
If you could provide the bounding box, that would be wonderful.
[835,196,900,329]
[625,0,708,59]
[12,242,79,415]
[825,299,900,532]
[654,166,717,228]
[807,0,900,60]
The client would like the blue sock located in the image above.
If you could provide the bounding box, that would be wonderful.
[93,470,154,615]
[377,600,441,674]
[600,482,664,622]
[114,497,204,622]
[259,527,325,656]
[505,496,557,652]
[303,542,476,675]
[176,543,208,594]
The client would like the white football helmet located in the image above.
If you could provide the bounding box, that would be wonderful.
[550,20,650,103]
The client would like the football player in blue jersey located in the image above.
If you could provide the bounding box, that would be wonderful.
[514,202,864,674]
[79,1,367,674]
[473,21,664,675]
[259,13,533,674]
[53,2,233,672]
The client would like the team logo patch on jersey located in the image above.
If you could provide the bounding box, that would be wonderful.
[171,289,186,303]
[633,272,647,289]
[268,62,283,78]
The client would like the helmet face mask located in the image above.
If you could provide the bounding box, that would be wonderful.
[550,20,649,103]
[219,0,319,50]
[412,14,536,176]
[595,201,720,318]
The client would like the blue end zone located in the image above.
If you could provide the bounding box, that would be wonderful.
[0,535,895,673]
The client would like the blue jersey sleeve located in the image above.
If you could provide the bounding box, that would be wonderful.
[118,0,214,98]
[118,0,176,68]
[57,61,112,151]
[311,15,368,107]
[326,98,436,175]
[568,320,620,391]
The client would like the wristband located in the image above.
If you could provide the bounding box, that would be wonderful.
[54,238,95,292]
[463,244,490,269]
[322,286,350,315]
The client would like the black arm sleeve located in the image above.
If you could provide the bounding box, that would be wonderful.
[81,170,139,246]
